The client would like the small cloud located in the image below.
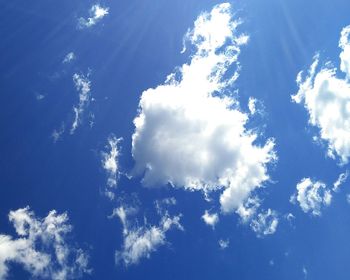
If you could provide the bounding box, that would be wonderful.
[250,209,279,237]
[51,123,65,143]
[269,259,274,266]
[333,171,348,192]
[63,52,76,64]
[35,93,45,100]
[302,266,308,279]
[218,239,229,250]
[248,97,257,115]
[202,210,219,229]
[78,4,109,29]
[291,174,345,216]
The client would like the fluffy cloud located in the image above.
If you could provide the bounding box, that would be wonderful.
[202,210,219,228]
[114,206,183,266]
[132,3,276,214]
[291,178,332,216]
[291,173,348,216]
[101,136,122,199]
[0,207,90,280]
[78,4,109,29]
[250,209,278,237]
[71,73,91,134]
[292,25,350,164]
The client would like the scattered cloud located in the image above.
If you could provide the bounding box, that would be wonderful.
[132,3,276,216]
[250,209,278,237]
[290,178,332,216]
[202,210,219,229]
[0,207,90,280]
[63,52,76,64]
[71,73,92,134]
[292,25,350,164]
[218,239,229,249]
[101,136,123,199]
[114,205,183,266]
[78,4,109,29]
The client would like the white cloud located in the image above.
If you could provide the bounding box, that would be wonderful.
[346,193,350,204]
[290,178,332,216]
[250,209,278,237]
[0,207,90,280]
[292,25,350,164]
[114,206,183,266]
[218,239,229,249]
[248,97,257,115]
[333,171,348,192]
[63,52,76,64]
[78,4,109,29]
[202,210,219,228]
[71,73,91,134]
[132,3,276,215]
[236,196,260,223]
[101,136,122,199]
[52,123,65,143]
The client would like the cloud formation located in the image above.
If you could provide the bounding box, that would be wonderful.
[202,210,219,228]
[71,73,91,134]
[114,206,183,266]
[250,209,278,237]
[0,207,90,280]
[132,3,276,214]
[291,173,348,216]
[101,136,122,199]
[291,178,332,216]
[78,4,109,29]
[293,25,350,164]
[63,52,76,64]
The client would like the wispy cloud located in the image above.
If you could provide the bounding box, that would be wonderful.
[78,4,109,29]
[250,209,279,237]
[113,205,183,266]
[101,135,123,199]
[71,73,91,134]
[0,207,90,279]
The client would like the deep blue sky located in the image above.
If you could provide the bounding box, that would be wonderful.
[1,0,350,279]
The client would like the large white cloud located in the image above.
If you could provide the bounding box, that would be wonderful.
[292,25,350,164]
[113,205,183,266]
[0,207,90,280]
[131,3,276,214]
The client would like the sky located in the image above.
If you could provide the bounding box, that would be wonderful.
[1,0,350,279]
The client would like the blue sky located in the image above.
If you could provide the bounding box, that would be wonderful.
[1,0,350,279]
